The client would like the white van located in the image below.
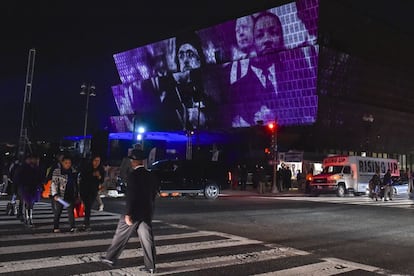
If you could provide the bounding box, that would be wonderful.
[310,155,399,197]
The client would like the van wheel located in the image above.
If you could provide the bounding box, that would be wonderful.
[337,184,346,197]
[204,183,219,200]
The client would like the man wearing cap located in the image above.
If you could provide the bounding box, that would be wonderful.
[101,149,159,274]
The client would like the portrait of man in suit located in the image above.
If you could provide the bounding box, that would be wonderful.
[228,11,286,127]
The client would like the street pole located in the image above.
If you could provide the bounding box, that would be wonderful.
[82,91,90,158]
[80,84,96,158]
[271,123,279,193]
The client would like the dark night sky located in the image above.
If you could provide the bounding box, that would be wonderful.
[1,0,414,143]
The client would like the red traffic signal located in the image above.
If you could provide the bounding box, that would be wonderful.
[267,122,277,132]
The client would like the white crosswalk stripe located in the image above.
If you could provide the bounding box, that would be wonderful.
[0,200,390,275]
[267,195,414,209]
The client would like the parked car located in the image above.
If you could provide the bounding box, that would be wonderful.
[390,176,408,195]
[150,159,230,200]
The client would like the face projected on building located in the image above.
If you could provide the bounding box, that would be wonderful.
[112,0,320,132]
[177,43,201,72]
[235,16,255,56]
[254,12,284,56]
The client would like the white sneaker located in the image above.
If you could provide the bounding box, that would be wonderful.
[99,205,104,211]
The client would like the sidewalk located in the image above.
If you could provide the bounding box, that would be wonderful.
[220,185,307,197]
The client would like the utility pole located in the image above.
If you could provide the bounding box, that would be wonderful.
[268,121,279,193]
[18,49,36,161]
[80,83,96,158]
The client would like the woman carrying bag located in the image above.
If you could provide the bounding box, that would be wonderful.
[79,154,105,231]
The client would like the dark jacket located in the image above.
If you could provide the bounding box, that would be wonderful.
[228,56,285,126]
[79,165,105,199]
[18,163,43,203]
[125,167,159,223]
[383,172,392,185]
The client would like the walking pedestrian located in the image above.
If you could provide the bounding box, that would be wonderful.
[79,154,105,231]
[257,164,267,194]
[369,168,381,201]
[383,169,393,201]
[9,159,23,219]
[51,155,79,233]
[100,149,159,274]
[44,152,64,214]
[18,154,42,227]
[407,168,413,199]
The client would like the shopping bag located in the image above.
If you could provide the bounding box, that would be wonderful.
[73,202,85,218]
[42,180,52,199]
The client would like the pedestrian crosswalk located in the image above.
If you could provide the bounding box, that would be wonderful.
[0,200,390,275]
[271,195,414,209]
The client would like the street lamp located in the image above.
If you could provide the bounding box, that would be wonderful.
[80,83,96,157]
[136,126,146,142]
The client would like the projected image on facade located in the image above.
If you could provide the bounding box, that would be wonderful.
[111,0,319,132]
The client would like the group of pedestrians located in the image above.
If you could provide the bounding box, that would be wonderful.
[50,153,106,232]
[231,162,297,194]
[5,148,160,274]
[8,152,106,232]
[277,164,292,192]
[368,168,396,201]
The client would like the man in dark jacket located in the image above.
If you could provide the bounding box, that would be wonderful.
[101,149,159,274]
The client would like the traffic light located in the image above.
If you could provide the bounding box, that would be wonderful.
[267,122,276,132]
[267,121,277,159]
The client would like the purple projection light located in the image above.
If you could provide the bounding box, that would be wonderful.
[111,0,320,132]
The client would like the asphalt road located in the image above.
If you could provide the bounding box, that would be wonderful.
[1,193,414,275]
[103,193,414,275]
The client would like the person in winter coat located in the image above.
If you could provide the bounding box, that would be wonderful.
[18,154,43,227]
[51,155,79,233]
[368,168,381,200]
[79,154,105,230]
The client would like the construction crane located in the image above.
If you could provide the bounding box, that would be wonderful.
[17,49,36,161]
